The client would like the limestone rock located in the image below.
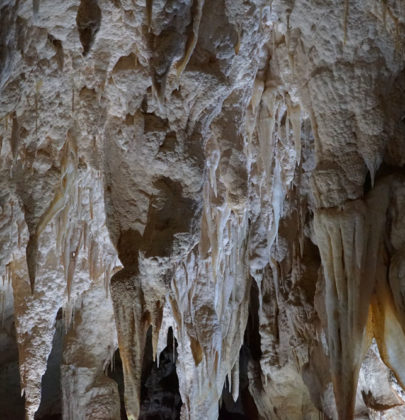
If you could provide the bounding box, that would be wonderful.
[1,0,405,419]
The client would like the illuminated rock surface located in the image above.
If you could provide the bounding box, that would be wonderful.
[0,0,405,419]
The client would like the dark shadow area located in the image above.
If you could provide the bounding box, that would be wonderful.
[76,0,101,56]
[109,327,182,420]
[218,344,260,420]
[0,311,25,420]
[140,327,182,420]
[108,349,127,419]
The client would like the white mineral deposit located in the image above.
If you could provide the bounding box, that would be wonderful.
[0,0,405,419]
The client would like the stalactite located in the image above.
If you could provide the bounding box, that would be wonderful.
[1,1,405,419]
[27,134,78,291]
[110,269,151,420]
[175,0,205,80]
[314,181,390,420]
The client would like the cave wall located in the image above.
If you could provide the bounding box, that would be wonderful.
[1,0,405,419]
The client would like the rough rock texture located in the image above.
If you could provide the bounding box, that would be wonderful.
[1,0,405,419]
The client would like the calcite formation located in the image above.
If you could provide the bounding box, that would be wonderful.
[0,0,405,419]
